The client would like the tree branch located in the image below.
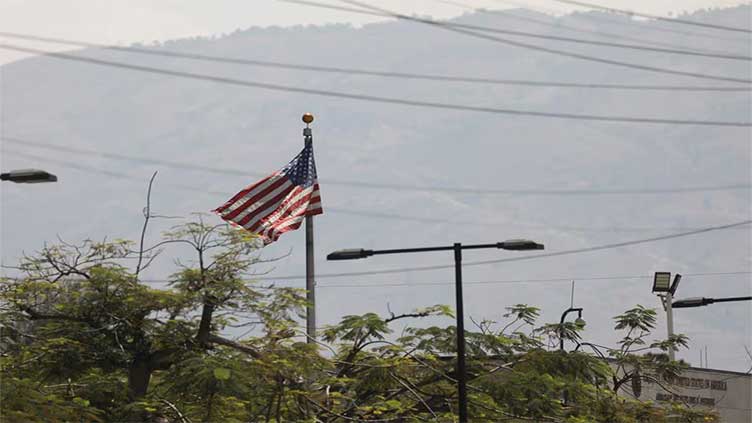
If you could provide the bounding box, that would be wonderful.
[207,334,261,359]
[136,171,158,276]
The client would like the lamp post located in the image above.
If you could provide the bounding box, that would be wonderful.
[328,239,544,423]
[559,307,584,351]
[1,168,57,183]
[652,272,681,360]
[672,296,752,308]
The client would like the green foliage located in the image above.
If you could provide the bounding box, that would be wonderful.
[0,377,105,422]
[0,220,717,422]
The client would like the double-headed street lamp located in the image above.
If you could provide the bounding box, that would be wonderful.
[328,239,544,423]
[652,272,682,360]
[1,168,57,183]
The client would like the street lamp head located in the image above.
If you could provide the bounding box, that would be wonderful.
[326,248,374,260]
[652,272,672,293]
[0,169,57,184]
[497,239,544,251]
[671,297,709,308]
[670,274,682,295]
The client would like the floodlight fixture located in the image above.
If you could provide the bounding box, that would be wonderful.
[670,274,682,295]
[652,272,672,293]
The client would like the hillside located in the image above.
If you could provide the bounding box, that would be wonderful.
[1,5,750,370]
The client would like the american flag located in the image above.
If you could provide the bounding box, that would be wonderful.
[213,141,322,244]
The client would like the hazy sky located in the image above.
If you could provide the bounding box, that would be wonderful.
[1,0,750,376]
[0,0,748,64]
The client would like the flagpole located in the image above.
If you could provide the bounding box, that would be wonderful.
[302,113,316,343]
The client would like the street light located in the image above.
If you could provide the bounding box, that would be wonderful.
[327,239,544,423]
[652,272,672,293]
[559,307,584,351]
[0,168,57,183]
[672,296,752,308]
[652,272,682,360]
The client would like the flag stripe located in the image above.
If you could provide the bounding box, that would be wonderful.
[265,205,310,240]
[255,188,316,233]
[221,174,287,220]
[238,184,300,228]
[248,186,313,232]
[222,176,290,221]
[213,174,276,214]
[231,180,295,225]
[214,143,322,245]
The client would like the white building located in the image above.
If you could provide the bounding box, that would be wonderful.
[612,363,752,423]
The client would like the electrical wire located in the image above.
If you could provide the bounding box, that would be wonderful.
[548,0,752,34]
[5,271,750,288]
[435,0,746,55]
[492,0,751,44]
[4,153,750,280]
[5,137,751,196]
[252,220,752,280]
[281,0,752,84]
[0,44,749,127]
[314,271,752,288]
[1,31,749,92]
[5,148,748,234]
[417,1,751,60]
[4,25,749,62]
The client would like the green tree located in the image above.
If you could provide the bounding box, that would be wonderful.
[1,221,718,422]
[1,218,314,421]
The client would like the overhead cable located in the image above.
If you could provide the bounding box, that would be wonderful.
[254,220,752,280]
[1,32,749,92]
[6,137,752,195]
[425,0,751,60]
[314,271,752,288]
[2,44,749,127]
[4,26,750,62]
[281,0,752,84]
[6,271,750,288]
[492,0,751,43]
[548,0,752,34]
[5,148,748,234]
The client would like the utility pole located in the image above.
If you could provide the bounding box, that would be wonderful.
[328,239,544,423]
[303,113,316,343]
[665,291,675,361]
[653,272,681,361]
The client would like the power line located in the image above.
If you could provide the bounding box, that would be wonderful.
[3,25,749,62]
[421,0,751,60]
[548,0,752,34]
[6,271,749,288]
[1,44,749,128]
[492,0,751,43]
[253,220,752,280]
[282,0,752,84]
[1,32,749,92]
[6,137,752,196]
[5,148,748,234]
[315,271,752,288]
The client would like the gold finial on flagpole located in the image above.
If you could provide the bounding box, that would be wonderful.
[302,113,314,126]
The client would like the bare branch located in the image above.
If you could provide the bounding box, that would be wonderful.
[136,171,159,276]
[160,398,192,423]
[389,372,438,420]
[302,396,402,422]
